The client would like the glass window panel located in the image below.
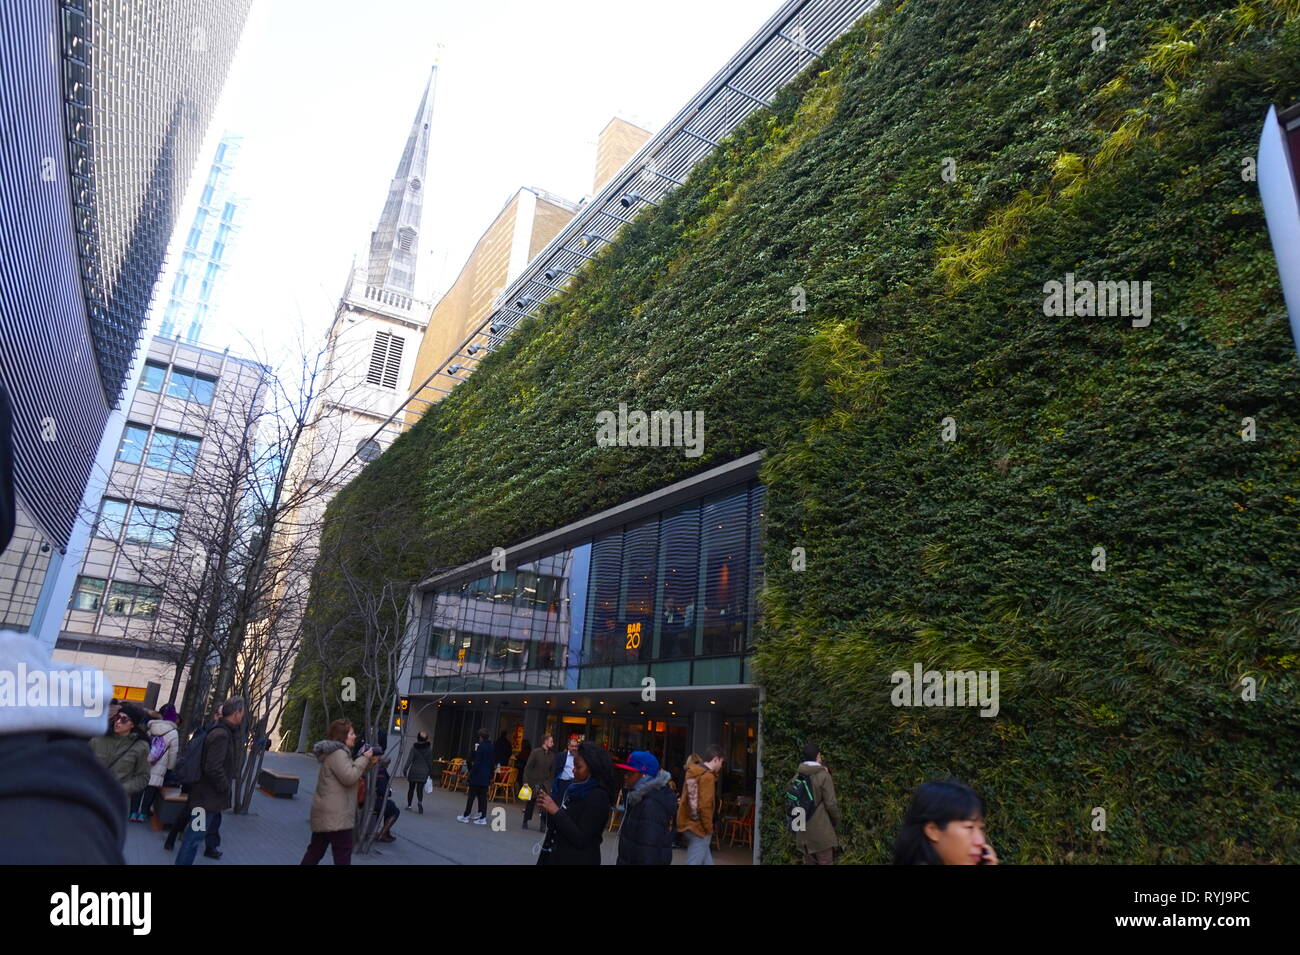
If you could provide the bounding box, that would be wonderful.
[585,532,623,666]
[166,369,193,400]
[173,435,201,474]
[747,483,766,648]
[145,429,178,470]
[618,517,658,665]
[655,502,699,659]
[700,488,750,656]
[116,424,149,465]
[70,576,105,611]
[105,581,160,618]
[96,499,127,541]
[139,362,166,393]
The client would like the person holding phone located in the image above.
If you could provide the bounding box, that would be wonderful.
[300,719,378,865]
[535,741,616,865]
[892,779,999,865]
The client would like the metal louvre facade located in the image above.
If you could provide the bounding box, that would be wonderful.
[0,0,250,550]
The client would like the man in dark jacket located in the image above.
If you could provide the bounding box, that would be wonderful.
[175,697,243,865]
[163,706,222,852]
[457,728,495,824]
[494,731,512,769]
[614,751,677,865]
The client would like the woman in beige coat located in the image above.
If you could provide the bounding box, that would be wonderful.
[300,719,376,865]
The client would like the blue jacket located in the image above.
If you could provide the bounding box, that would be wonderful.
[467,739,496,787]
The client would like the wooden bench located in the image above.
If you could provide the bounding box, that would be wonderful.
[152,786,188,829]
[257,769,300,798]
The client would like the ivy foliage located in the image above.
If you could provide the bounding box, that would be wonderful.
[301,0,1300,862]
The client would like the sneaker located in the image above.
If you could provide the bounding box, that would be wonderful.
[456,814,471,823]
[473,816,488,825]
[405,803,412,810]
[203,848,222,860]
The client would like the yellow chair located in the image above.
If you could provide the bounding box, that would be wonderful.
[489,766,517,803]
[440,757,464,790]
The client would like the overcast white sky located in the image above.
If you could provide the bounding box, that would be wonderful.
[182,0,780,365]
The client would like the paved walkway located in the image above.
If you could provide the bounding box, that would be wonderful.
[124,751,753,865]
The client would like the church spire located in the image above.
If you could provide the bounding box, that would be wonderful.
[366,65,437,297]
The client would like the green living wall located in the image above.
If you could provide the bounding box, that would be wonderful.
[294,0,1300,862]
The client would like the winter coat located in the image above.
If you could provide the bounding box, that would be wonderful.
[187,719,238,814]
[794,761,841,855]
[675,761,718,837]
[89,732,150,796]
[146,719,179,788]
[616,770,677,865]
[467,739,496,787]
[538,783,612,866]
[310,739,372,832]
[3,731,127,864]
[523,746,554,789]
[403,740,434,783]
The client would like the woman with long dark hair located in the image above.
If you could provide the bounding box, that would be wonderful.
[535,740,616,865]
[893,780,999,865]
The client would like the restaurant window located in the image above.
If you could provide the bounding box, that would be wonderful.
[746,483,766,648]
[700,486,750,656]
[585,532,623,665]
[618,517,658,664]
[655,501,699,659]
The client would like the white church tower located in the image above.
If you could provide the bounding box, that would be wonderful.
[307,66,437,487]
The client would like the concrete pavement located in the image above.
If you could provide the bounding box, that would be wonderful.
[123,750,753,865]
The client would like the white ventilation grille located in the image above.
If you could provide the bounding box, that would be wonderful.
[366,330,405,389]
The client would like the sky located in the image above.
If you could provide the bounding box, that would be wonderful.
[178,0,782,367]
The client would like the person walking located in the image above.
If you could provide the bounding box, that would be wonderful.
[456,728,495,824]
[521,733,555,831]
[300,719,377,865]
[403,731,434,813]
[89,702,150,814]
[893,779,999,865]
[675,743,724,865]
[792,742,841,865]
[494,730,512,769]
[175,698,243,865]
[135,708,179,822]
[614,750,676,865]
[551,734,579,803]
[163,707,221,852]
[536,741,616,865]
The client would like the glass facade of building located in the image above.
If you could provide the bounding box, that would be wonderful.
[411,480,765,695]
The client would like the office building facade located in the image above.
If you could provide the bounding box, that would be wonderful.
[0,0,251,646]
[55,336,267,708]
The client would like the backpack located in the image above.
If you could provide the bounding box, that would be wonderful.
[175,729,209,786]
[784,774,818,832]
[148,733,169,765]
